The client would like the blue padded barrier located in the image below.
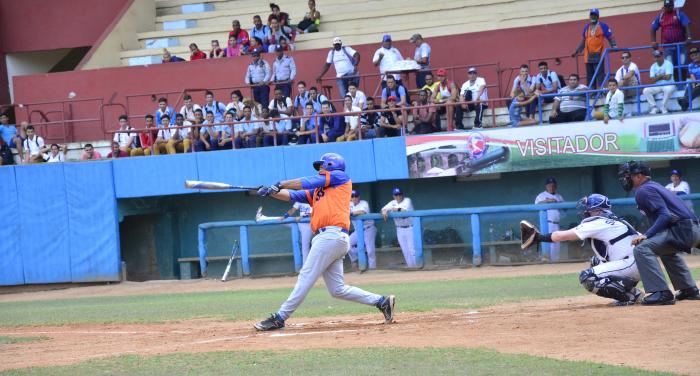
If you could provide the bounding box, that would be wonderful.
[15,163,72,284]
[0,167,24,285]
[282,141,377,183]
[373,137,409,181]
[64,161,121,282]
[195,148,286,191]
[112,153,198,198]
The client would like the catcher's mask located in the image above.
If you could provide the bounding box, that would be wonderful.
[617,161,651,193]
[577,193,611,219]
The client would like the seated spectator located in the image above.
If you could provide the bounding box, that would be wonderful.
[114,115,137,155]
[0,136,14,165]
[270,109,292,146]
[381,76,408,108]
[269,87,293,117]
[224,35,243,57]
[216,112,234,149]
[45,143,65,163]
[201,111,218,151]
[458,67,489,129]
[278,37,293,52]
[361,97,380,139]
[154,115,173,155]
[549,73,588,124]
[319,101,345,142]
[433,69,460,130]
[209,40,224,58]
[534,61,561,103]
[106,141,128,158]
[188,125,206,152]
[169,113,192,153]
[296,103,319,144]
[250,15,271,50]
[593,78,625,124]
[22,125,45,163]
[337,95,361,142]
[509,87,538,127]
[136,115,154,156]
[226,90,245,119]
[268,3,290,28]
[293,81,311,116]
[0,113,24,161]
[378,96,403,137]
[614,51,641,99]
[348,82,366,109]
[189,43,207,61]
[266,16,294,51]
[243,97,263,118]
[202,90,227,123]
[155,97,176,126]
[235,106,260,148]
[260,108,276,146]
[81,143,103,160]
[420,72,439,96]
[679,47,700,111]
[180,94,201,122]
[297,0,321,34]
[249,37,265,55]
[643,50,676,114]
[308,86,329,113]
[229,20,250,53]
[511,64,537,120]
[162,49,184,63]
[412,90,437,134]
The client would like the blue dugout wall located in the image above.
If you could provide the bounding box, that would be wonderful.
[0,138,408,285]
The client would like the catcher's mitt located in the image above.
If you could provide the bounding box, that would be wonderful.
[520,220,540,250]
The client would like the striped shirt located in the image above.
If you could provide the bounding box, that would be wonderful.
[555,85,589,113]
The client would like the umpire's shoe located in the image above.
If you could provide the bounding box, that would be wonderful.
[675,286,700,301]
[254,313,285,331]
[376,295,395,323]
[641,290,676,305]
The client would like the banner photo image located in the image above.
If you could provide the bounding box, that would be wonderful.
[406,113,700,178]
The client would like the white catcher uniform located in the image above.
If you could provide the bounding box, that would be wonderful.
[294,202,313,263]
[535,191,564,261]
[382,197,416,268]
[573,216,640,282]
[349,199,378,269]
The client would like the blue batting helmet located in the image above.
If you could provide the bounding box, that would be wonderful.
[313,153,345,171]
[576,193,611,218]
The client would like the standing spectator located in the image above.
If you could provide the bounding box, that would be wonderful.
[317,37,360,98]
[347,82,366,109]
[45,144,65,163]
[266,17,294,52]
[349,190,378,269]
[202,90,227,123]
[161,49,184,63]
[593,78,625,124]
[250,15,271,51]
[245,50,272,108]
[296,0,321,34]
[679,47,700,111]
[228,20,250,53]
[271,45,296,98]
[614,51,642,100]
[380,76,408,108]
[139,114,157,156]
[0,113,23,161]
[189,43,207,61]
[409,34,431,88]
[372,35,403,86]
[106,141,128,158]
[378,96,403,137]
[81,143,103,160]
[411,90,437,134]
[22,125,45,163]
[235,106,260,148]
[179,94,201,122]
[225,90,245,119]
[650,0,692,72]
[319,101,345,143]
[0,137,14,165]
[434,69,460,129]
[620,161,700,305]
[572,8,617,88]
[169,113,192,153]
[297,103,319,144]
[666,169,693,212]
[643,50,676,114]
[308,86,329,113]
[209,40,224,58]
[550,74,589,124]
[534,61,561,103]
[224,35,243,57]
[113,115,137,155]
[361,97,380,139]
[381,188,416,268]
[535,177,564,262]
[155,97,176,126]
[509,87,539,127]
[268,3,290,27]
[458,67,489,129]
[336,95,361,142]
[510,65,537,120]
[269,87,293,117]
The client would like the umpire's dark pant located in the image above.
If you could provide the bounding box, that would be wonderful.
[633,223,700,293]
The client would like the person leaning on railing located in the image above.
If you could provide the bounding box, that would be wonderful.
[678,47,700,111]
[593,78,625,124]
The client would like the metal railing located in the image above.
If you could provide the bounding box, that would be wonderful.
[196,194,700,276]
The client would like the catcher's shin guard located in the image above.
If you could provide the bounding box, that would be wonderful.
[579,269,638,302]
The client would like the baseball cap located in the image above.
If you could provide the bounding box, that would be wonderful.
[670,169,682,176]
[351,190,359,197]
[663,0,674,7]
[275,44,283,52]
[387,95,397,102]
[392,187,403,195]
[652,50,662,57]
[545,177,557,185]
[436,68,447,76]
[589,8,600,16]
[251,49,261,57]
[332,36,342,45]
[468,67,477,73]
[409,33,421,42]
[382,34,392,42]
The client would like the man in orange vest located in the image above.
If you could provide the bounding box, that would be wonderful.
[572,8,617,89]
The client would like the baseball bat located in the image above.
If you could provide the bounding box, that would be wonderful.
[185,180,259,190]
[221,240,239,282]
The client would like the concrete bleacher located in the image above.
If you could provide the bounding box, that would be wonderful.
[121,0,662,66]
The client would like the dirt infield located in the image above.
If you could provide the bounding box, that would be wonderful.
[2,257,700,374]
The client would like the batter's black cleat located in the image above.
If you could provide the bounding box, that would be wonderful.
[641,290,676,306]
[377,295,395,323]
[675,286,700,301]
[614,287,643,307]
[254,313,285,331]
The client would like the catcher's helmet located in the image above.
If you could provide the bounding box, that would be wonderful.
[577,193,611,218]
[618,161,651,192]
[313,152,345,171]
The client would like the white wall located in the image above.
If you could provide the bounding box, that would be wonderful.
[5,49,71,102]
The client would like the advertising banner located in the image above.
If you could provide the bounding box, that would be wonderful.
[406,113,700,178]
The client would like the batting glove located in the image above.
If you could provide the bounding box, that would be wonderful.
[257,186,273,197]
[270,182,282,194]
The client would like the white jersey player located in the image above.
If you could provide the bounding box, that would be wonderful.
[381,188,416,268]
[535,177,564,261]
[349,190,377,269]
[533,194,642,306]
[255,202,313,264]
[666,169,693,212]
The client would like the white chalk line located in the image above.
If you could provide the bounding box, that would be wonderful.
[269,329,359,337]
[0,330,163,335]
[192,335,250,344]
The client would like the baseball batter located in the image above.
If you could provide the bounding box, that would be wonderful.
[535,177,564,261]
[349,190,377,269]
[522,194,642,306]
[381,188,417,268]
[253,153,395,331]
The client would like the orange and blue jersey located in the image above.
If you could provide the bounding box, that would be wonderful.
[288,170,352,234]
[582,22,613,62]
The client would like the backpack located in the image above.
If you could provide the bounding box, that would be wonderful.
[330,46,354,65]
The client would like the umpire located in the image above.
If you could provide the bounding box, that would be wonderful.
[619,161,700,305]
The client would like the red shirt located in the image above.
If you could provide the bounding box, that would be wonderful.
[140,129,157,148]
[190,51,207,61]
[228,29,250,48]
[107,150,128,158]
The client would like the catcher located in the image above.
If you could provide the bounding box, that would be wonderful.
[520,193,643,306]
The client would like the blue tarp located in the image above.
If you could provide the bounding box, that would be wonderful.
[0,167,23,285]
[112,153,198,198]
[282,140,378,183]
